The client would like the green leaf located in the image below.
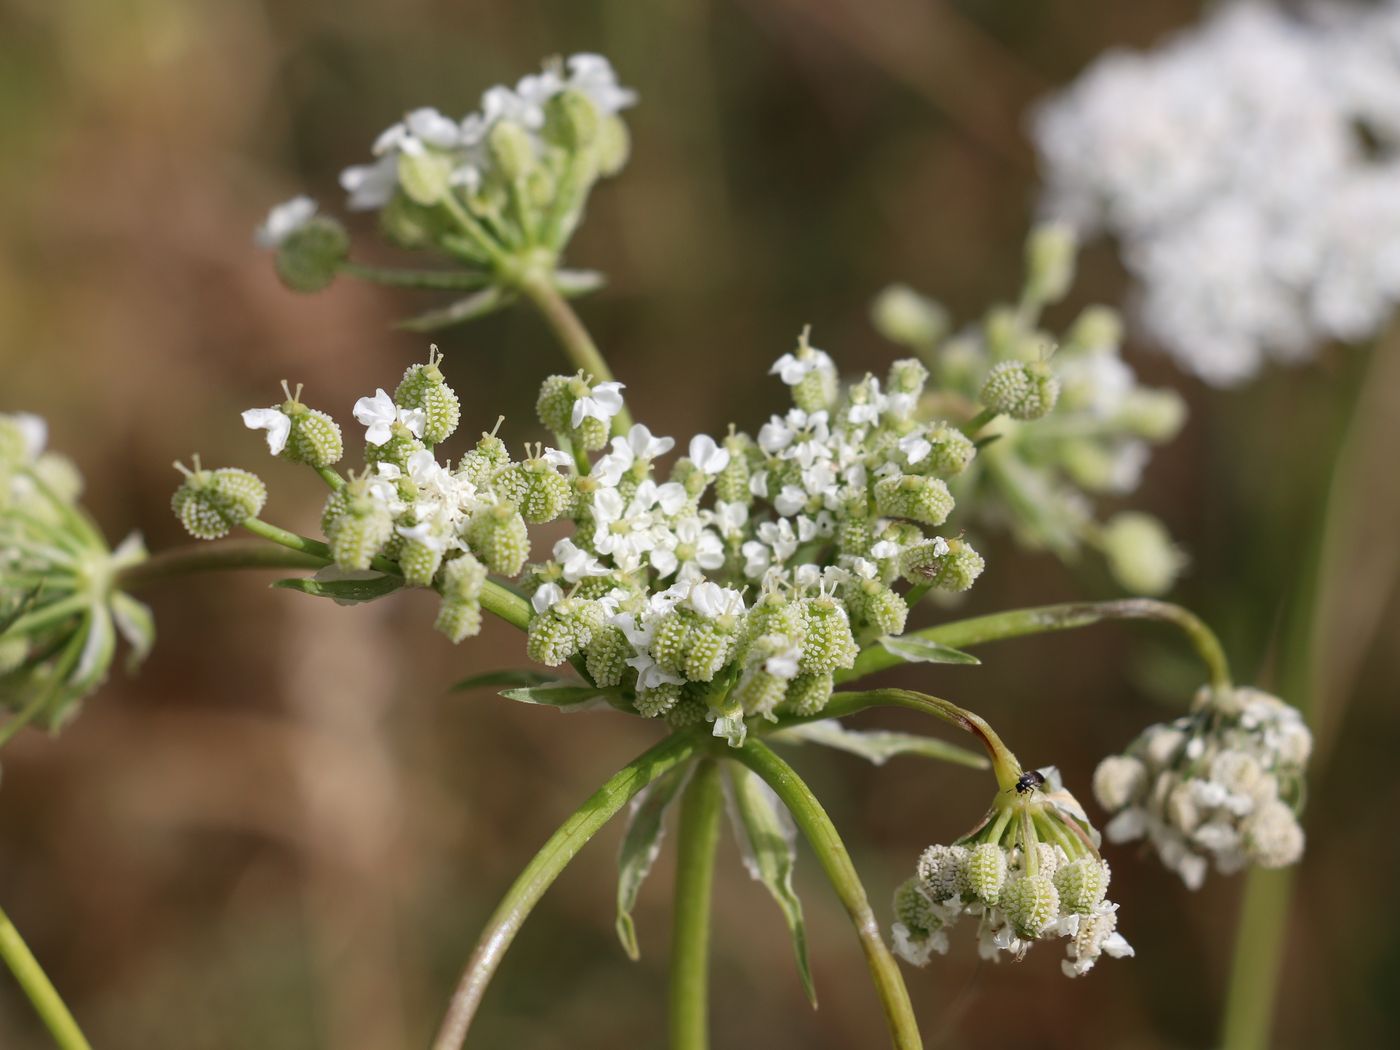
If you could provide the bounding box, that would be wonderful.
[452,669,562,692]
[397,286,514,332]
[725,765,817,1007]
[878,634,981,666]
[498,685,627,713]
[770,718,988,770]
[273,572,403,604]
[615,763,692,960]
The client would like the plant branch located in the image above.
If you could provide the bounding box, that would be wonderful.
[841,599,1232,691]
[0,903,93,1050]
[430,731,702,1050]
[732,740,922,1050]
[668,759,724,1050]
[115,540,325,590]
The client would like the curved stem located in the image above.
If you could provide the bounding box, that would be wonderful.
[115,540,325,590]
[732,740,922,1050]
[430,732,702,1050]
[0,903,93,1050]
[518,271,634,433]
[841,598,1232,691]
[668,759,723,1050]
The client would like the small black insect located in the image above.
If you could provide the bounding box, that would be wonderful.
[1014,770,1046,794]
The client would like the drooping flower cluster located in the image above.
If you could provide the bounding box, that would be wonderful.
[1092,685,1310,889]
[873,225,1187,594]
[1,413,153,733]
[1033,1,1400,384]
[892,768,1133,978]
[256,54,636,322]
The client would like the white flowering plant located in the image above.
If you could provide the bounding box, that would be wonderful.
[1,52,1312,1050]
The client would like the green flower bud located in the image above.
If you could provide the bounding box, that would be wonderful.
[1002,873,1060,939]
[1023,222,1077,307]
[395,346,461,445]
[797,596,858,675]
[397,148,454,207]
[323,477,393,571]
[488,120,537,182]
[499,458,571,524]
[1054,857,1110,915]
[980,360,1060,421]
[275,216,349,293]
[871,285,948,349]
[899,537,984,591]
[784,671,834,716]
[917,844,968,901]
[586,624,631,688]
[171,462,266,540]
[638,682,683,719]
[595,114,631,177]
[873,474,955,527]
[964,842,1008,906]
[544,87,601,151]
[1099,512,1185,596]
[466,501,531,577]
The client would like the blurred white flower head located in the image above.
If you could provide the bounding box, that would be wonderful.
[1033,1,1400,385]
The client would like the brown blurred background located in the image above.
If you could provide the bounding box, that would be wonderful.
[2,1,1398,1047]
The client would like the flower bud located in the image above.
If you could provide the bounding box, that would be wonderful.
[595,114,631,177]
[1002,873,1060,939]
[1092,754,1147,811]
[395,347,461,445]
[1242,802,1305,868]
[874,474,954,527]
[544,87,601,150]
[466,501,531,576]
[964,843,1008,906]
[797,596,858,675]
[171,463,266,540]
[275,216,349,293]
[871,285,949,349]
[488,120,537,182]
[783,671,834,716]
[378,193,448,250]
[916,844,968,901]
[1023,222,1077,307]
[899,537,984,591]
[1099,512,1185,596]
[396,148,454,207]
[980,360,1060,421]
[887,358,930,400]
[1054,857,1110,914]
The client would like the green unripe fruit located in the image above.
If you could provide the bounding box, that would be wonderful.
[740,594,804,655]
[1054,857,1110,915]
[395,348,460,445]
[732,667,789,719]
[1065,305,1123,352]
[398,536,444,587]
[964,843,1008,906]
[920,424,976,478]
[573,415,609,452]
[893,877,939,938]
[397,149,453,207]
[917,844,968,902]
[527,605,584,667]
[714,433,753,504]
[1023,222,1077,307]
[466,502,530,577]
[1119,387,1187,442]
[783,671,835,717]
[791,366,835,414]
[843,578,908,637]
[499,461,571,524]
[980,360,1060,421]
[682,619,735,683]
[798,597,858,675]
[324,480,393,571]
[458,429,510,489]
[536,375,576,434]
[434,598,483,643]
[650,608,697,676]
[171,465,266,540]
[439,552,487,604]
[275,216,349,293]
[886,357,929,398]
[365,422,426,471]
[874,474,954,527]
[283,405,343,468]
[585,625,630,688]
[835,516,872,559]
[595,114,631,177]
[1100,512,1184,596]
[899,538,985,592]
[638,683,683,719]
[1002,873,1061,939]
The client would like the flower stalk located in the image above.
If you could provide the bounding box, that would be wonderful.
[667,759,724,1050]
[0,902,93,1050]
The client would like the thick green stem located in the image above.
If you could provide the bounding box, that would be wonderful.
[1221,868,1293,1050]
[667,759,724,1050]
[0,903,93,1050]
[518,271,634,433]
[115,540,324,590]
[732,741,922,1050]
[841,598,1232,691]
[430,732,701,1050]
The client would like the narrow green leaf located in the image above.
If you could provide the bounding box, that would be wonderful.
[878,634,981,666]
[452,669,561,692]
[273,572,403,604]
[770,718,989,770]
[498,685,627,713]
[396,286,513,332]
[553,268,606,298]
[725,765,817,1007]
[614,763,692,960]
[109,591,156,672]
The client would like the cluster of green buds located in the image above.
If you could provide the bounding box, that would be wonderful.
[255,53,636,330]
[1093,685,1310,889]
[1,413,154,747]
[892,767,1133,978]
[872,223,1188,594]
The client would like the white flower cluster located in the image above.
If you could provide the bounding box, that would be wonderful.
[340,53,636,211]
[892,773,1132,978]
[1093,686,1311,889]
[1033,1,1400,384]
[873,225,1186,594]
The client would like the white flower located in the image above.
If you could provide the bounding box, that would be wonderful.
[10,413,47,461]
[353,388,426,446]
[899,432,932,466]
[570,380,626,428]
[687,434,730,475]
[255,196,317,249]
[340,155,399,211]
[553,538,607,582]
[396,520,448,551]
[769,348,835,386]
[565,53,639,115]
[241,407,291,456]
[532,582,565,613]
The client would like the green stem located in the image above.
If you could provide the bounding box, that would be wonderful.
[339,261,492,290]
[0,903,92,1050]
[518,271,634,433]
[668,759,723,1050]
[732,741,922,1050]
[962,407,999,437]
[0,594,89,640]
[314,466,344,491]
[114,540,325,590]
[841,598,1232,691]
[1220,868,1293,1050]
[0,621,88,749]
[430,731,702,1050]
[439,193,508,268]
